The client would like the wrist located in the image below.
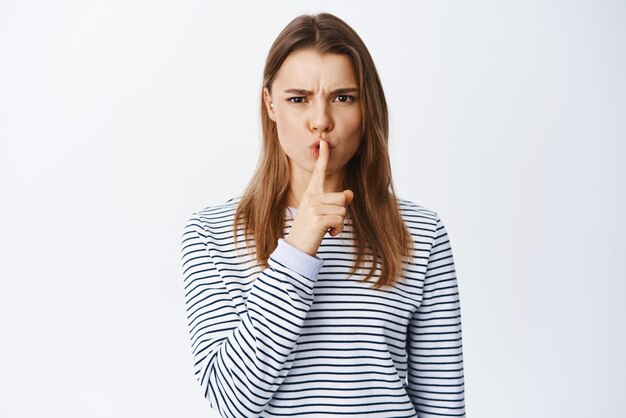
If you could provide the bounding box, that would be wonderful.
[285,236,314,257]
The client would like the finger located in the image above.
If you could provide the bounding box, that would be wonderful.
[326,214,345,236]
[315,192,351,207]
[305,139,329,194]
[329,223,344,236]
[300,194,348,216]
[313,203,348,216]
[343,189,354,207]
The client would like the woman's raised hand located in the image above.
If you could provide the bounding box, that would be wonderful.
[285,139,354,257]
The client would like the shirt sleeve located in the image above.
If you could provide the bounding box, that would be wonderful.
[180,213,324,418]
[406,213,466,417]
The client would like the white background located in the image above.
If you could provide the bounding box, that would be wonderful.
[1,1,624,417]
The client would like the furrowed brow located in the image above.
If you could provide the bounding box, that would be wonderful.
[283,87,359,96]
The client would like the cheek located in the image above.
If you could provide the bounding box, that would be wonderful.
[276,112,305,142]
[343,106,362,130]
[342,113,363,154]
[344,113,363,141]
[275,111,298,136]
[275,119,302,157]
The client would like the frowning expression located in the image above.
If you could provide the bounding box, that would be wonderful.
[264,48,363,179]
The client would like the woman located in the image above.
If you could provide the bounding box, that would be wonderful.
[180,12,466,418]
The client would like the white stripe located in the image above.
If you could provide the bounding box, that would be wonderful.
[180,196,465,417]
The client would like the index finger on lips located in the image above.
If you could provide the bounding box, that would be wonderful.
[304,139,329,194]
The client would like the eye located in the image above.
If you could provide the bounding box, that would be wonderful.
[285,95,357,104]
[334,95,356,103]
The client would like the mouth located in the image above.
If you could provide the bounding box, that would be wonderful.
[308,139,335,150]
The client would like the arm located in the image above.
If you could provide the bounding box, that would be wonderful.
[406,213,466,417]
[180,214,323,418]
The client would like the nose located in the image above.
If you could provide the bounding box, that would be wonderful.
[309,99,333,134]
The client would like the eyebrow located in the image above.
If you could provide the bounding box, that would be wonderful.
[283,87,359,96]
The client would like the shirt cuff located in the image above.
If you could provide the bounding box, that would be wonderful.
[271,238,324,279]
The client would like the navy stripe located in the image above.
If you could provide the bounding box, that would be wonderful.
[180,196,466,417]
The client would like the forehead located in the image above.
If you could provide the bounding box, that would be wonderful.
[273,48,357,90]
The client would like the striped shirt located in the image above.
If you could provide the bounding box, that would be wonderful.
[180,195,466,417]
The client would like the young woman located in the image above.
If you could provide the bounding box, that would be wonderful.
[180,12,466,418]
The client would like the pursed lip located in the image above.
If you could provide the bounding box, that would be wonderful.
[308,138,335,150]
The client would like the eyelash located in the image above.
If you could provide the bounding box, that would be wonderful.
[286,95,356,104]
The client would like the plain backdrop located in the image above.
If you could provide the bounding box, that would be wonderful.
[1,1,624,417]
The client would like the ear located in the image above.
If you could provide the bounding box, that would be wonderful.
[263,87,276,121]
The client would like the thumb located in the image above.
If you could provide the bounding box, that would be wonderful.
[343,189,354,207]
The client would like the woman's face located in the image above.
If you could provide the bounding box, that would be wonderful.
[264,48,363,185]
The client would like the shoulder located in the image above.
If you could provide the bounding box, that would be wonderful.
[183,195,242,235]
[396,196,439,224]
[396,196,449,245]
[396,197,454,244]
[193,195,241,219]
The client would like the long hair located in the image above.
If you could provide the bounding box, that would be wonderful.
[232,12,414,290]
